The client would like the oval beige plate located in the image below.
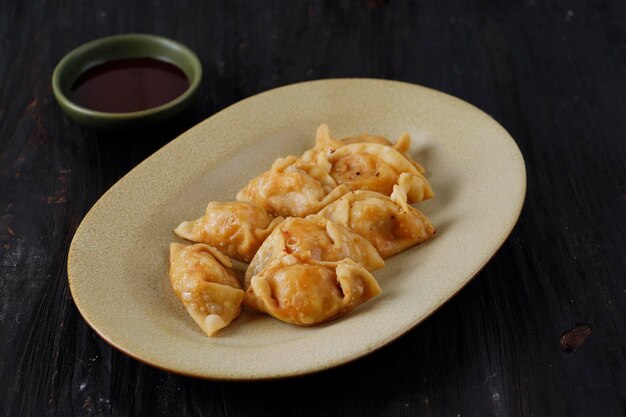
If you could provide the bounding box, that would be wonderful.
[68,79,526,380]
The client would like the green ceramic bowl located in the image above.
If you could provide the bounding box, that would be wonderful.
[52,34,202,129]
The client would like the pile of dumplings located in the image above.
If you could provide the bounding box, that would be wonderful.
[169,124,436,337]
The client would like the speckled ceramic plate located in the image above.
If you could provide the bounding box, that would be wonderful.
[67,79,526,380]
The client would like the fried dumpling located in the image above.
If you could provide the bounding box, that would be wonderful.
[174,201,283,262]
[303,124,425,173]
[236,155,350,218]
[317,181,436,258]
[244,253,381,326]
[169,243,244,337]
[301,124,434,203]
[328,143,433,202]
[245,215,384,285]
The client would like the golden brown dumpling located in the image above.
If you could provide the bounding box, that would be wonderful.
[245,215,384,285]
[303,124,425,173]
[174,201,283,262]
[317,181,436,258]
[169,243,244,337]
[301,124,433,203]
[236,155,350,218]
[244,253,381,326]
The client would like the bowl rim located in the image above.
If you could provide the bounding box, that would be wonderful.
[51,33,202,120]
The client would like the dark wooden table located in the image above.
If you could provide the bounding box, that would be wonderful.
[1,1,624,416]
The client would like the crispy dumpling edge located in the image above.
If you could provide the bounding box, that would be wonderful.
[244,215,384,285]
[317,184,436,258]
[173,202,284,262]
[235,151,352,217]
[305,124,427,175]
[247,255,382,326]
[169,243,244,337]
[323,139,434,202]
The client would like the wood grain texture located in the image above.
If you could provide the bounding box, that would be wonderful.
[0,0,624,416]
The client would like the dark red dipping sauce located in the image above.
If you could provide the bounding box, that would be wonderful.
[69,57,190,113]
